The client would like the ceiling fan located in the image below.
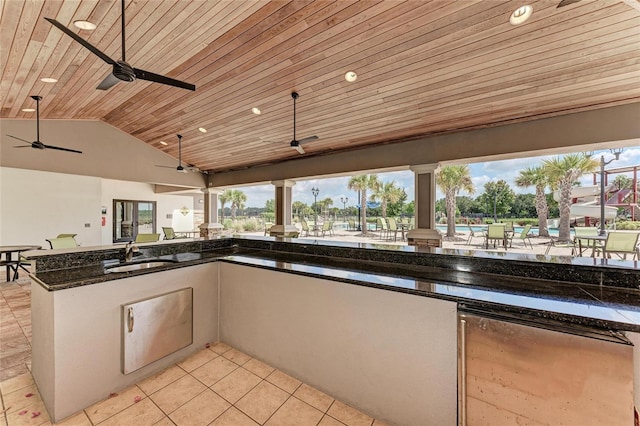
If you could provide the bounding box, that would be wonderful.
[7,96,82,154]
[45,0,195,91]
[287,92,319,154]
[156,134,203,173]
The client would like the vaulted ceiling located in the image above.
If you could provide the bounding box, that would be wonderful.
[2,0,639,175]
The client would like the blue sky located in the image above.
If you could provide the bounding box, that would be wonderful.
[237,146,640,208]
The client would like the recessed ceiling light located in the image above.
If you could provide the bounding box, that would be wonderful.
[251,107,261,115]
[345,71,357,82]
[198,127,207,133]
[159,141,168,146]
[40,77,58,83]
[21,108,36,112]
[73,20,96,30]
[510,5,533,25]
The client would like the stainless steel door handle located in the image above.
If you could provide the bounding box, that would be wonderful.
[128,307,134,333]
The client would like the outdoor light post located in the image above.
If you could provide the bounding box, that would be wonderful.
[340,196,348,221]
[312,187,319,226]
[598,148,623,235]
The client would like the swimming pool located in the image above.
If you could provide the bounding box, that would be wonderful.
[436,224,563,237]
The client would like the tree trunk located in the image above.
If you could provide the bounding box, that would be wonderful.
[535,185,549,237]
[557,179,572,242]
[381,200,387,218]
[445,190,456,237]
[231,205,237,219]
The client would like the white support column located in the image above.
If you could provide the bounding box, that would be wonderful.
[407,163,442,247]
[199,188,224,238]
[269,180,298,237]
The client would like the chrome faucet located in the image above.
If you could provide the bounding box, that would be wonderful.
[125,241,139,262]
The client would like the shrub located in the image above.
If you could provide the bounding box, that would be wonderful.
[243,217,259,232]
[222,218,233,230]
[617,221,640,230]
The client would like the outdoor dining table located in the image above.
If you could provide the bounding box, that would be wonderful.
[575,234,608,258]
[397,222,411,240]
[0,245,42,282]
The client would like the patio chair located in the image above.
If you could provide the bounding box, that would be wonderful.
[300,219,311,237]
[466,223,484,246]
[46,237,78,249]
[321,221,333,237]
[387,217,399,242]
[484,224,507,249]
[509,224,533,249]
[263,222,274,236]
[595,232,640,260]
[56,233,77,239]
[134,233,160,243]
[377,217,389,240]
[573,227,599,256]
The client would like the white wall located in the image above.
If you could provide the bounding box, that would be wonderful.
[0,167,102,247]
[0,167,197,247]
[100,179,196,243]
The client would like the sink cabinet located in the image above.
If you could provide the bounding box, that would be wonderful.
[31,263,218,422]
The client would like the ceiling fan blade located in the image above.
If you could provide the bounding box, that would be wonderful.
[42,143,83,154]
[133,68,195,91]
[13,145,32,148]
[557,0,581,7]
[298,135,319,145]
[6,134,32,144]
[156,165,175,169]
[45,18,116,65]
[97,73,121,90]
[291,144,305,154]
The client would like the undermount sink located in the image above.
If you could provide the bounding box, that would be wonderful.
[106,260,178,273]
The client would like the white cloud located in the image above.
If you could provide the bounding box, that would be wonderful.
[232,146,639,207]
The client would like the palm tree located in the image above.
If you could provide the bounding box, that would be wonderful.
[292,201,306,220]
[436,165,474,237]
[515,166,550,237]
[371,181,402,218]
[227,189,247,219]
[219,189,232,220]
[543,154,598,242]
[347,174,380,234]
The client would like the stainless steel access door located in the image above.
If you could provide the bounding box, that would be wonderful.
[122,287,193,374]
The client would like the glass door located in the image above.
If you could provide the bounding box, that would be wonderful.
[113,200,157,243]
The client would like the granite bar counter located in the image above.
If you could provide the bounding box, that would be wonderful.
[25,235,640,333]
[24,235,640,424]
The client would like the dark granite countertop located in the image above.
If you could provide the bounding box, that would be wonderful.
[26,237,640,335]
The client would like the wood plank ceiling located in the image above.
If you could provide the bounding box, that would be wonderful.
[2,0,639,174]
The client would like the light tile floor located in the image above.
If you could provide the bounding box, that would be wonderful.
[0,276,389,426]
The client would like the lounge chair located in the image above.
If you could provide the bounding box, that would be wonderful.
[263,222,274,236]
[595,231,640,260]
[162,227,184,240]
[135,233,160,243]
[56,233,77,239]
[573,227,599,256]
[484,224,507,249]
[466,223,484,246]
[509,224,533,249]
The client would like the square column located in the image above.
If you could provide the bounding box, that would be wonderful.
[199,188,224,238]
[407,164,442,248]
[269,180,299,238]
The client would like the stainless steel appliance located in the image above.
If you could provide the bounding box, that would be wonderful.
[122,287,193,374]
